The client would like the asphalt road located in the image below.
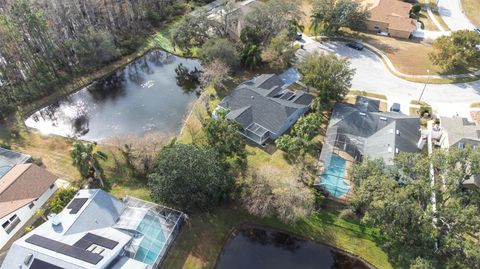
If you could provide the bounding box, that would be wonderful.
[437,0,476,31]
[298,40,480,117]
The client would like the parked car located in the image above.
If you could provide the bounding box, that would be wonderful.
[390,103,401,112]
[346,41,364,50]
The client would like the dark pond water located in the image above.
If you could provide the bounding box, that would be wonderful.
[25,50,201,141]
[216,226,371,269]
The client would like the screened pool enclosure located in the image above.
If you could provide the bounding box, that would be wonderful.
[114,196,185,268]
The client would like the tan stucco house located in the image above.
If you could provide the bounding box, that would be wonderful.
[362,0,417,39]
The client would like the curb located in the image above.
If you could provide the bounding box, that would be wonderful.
[310,35,480,81]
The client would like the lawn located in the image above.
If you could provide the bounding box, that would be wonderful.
[359,32,441,76]
[162,206,392,269]
[462,0,480,27]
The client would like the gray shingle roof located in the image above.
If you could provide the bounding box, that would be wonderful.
[326,100,420,165]
[440,116,480,147]
[219,74,313,139]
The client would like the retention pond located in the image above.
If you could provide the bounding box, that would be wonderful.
[215,225,372,269]
[25,50,201,141]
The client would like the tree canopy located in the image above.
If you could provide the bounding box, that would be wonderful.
[202,111,247,170]
[297,52,354,107]
[49,187,78,213]
[349,149,480,268]
[70,142,108,187]
[148,144,234,212]
[198,38,239,69]
[310,0,370,34]
[429,30,480,72]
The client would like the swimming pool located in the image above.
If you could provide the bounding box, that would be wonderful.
[134,214,166,265]
[319,154,350,198]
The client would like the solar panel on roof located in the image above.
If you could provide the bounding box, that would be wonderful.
[81,233,118,249]
[26,234,103,264]
[30,258,65,269]
[67,198,88,214]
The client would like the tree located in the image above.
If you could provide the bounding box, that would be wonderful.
[264,30,297,69]
[202,111,247,169]
[171,14,210,54]
[243,0,303,44]
[148,144,233,212]
[70,142,108,187]
[349,149,480,268]
[310,0,369,34]
[73,27,120,69]
[287,19,305,40]
[49,187,77,213]
[276,112,323,161]
[240,165,315,223]
[200,59,230,90]
[241,44,263,70]
[429,30,480,72]
[297,52,354,107]
[198,38,239,69]
[105,132,171,180]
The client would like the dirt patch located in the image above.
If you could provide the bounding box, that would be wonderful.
[461,0,480,27]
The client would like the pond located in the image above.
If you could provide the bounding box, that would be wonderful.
[25,50,202,141]
[215,226,371,269]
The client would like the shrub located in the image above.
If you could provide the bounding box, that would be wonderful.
[419,106,432,118]
[411,4,422,15]
[49,187,78,213]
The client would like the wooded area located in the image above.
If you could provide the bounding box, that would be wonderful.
[0,0,185,118]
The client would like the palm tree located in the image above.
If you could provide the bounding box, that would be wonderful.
[288,19,305,39]
[241,44,262,71]
[70,142,108,187]
[310,12,324,36]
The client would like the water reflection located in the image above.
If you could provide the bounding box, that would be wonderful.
[25,50,201,141]
[216,226,371,269]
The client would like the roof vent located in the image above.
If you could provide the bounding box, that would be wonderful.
[24,253,33,265]
[388,146,392,152]
[380,117,387,121]
[359,112,366,116]
[396,130,400,135]
[395,148,399,154]
[48,213,61,226]
[389,129,394,134]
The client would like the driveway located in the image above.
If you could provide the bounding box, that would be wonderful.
[297,39,480,118]
[437,0,476,31]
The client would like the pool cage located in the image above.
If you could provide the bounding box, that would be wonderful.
[114,196,185,268]
[315,126,363,198]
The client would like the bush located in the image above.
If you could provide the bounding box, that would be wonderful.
[0,143,11,150]
[240,165,315,223]
[49,187,78,213]
[419,106,432,118]
[411,4,422,15]
[339,208,356,220]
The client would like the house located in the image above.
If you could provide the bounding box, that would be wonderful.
[0,164,59,250]
[438,116,480,149]
[0,147,31,177]
[363,0,417,39]
[205,0,258,39]
[314,97,421,197]
[0,189,185,269]
[217,74,313,145]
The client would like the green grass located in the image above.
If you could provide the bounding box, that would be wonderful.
[470,102,480,108]
[163,206,392,269]
[349,90,387,100]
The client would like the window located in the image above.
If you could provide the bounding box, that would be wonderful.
[2,214,21,234]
